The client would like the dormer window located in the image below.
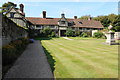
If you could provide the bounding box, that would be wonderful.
[78,21,82,24]
[10,12,15,18]
[61,21,66,24]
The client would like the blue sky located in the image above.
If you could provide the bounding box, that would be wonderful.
[0,2,119,18]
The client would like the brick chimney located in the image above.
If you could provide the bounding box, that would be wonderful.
[88,17,92,20]
[43,11,46,18]
[61,13,65,18]
[74,16,77,19]
[19,4,24,13]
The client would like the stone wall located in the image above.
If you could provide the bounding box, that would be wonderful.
[2,15,28,46]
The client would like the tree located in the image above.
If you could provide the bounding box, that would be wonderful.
[93,16,110,27]
[1,2,16,13]
[79,15,91,20]
[115,26,120,31]
[41,27,52,37]
[65,28,74,37]
[93,32,105,38]
[93,14,119,31]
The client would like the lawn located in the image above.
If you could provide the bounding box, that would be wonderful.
[40,37,118,78]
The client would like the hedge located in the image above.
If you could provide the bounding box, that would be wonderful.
[2,37,29,65]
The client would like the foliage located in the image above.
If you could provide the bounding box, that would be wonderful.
[10,40,23,50]
[93,14,120,31]
[114,26,120,31]
[2,2,16,13]
[75,30,80,36]
[93,32,105,38]
[40,27,52,37]
[2,37,29,65]
[2,45,17,65]
[18,37,29,45]
[50,32,56,37]
[65,28,74,37]
[79,15,91,20]
[81,32,89,37]
[2,2,16,7]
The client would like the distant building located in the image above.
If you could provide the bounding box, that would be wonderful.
[26,11,104,37]
[5,4,104,37]
[5,4,28,28]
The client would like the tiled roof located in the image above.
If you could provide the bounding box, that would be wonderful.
[26,17,103,28]
[73,19,104,28]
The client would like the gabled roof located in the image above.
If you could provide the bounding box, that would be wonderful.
[5,6,25,16]
[73,19,104,28]
[26,17,104,28]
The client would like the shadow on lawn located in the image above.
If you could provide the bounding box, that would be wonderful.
[42,46,56,73]
[35,37,52,40]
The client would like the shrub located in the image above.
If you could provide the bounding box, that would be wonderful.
[115,26,120,32]
[66,28,74,37]
[10,40,23,50]
[18,37,29,45]
[75,31,80,36]
[86,31,92,37]
[41,28,52,37]
[51,32,56,37]
[81,32,89,37]
[2,45,17,65]
[93,32,105,38]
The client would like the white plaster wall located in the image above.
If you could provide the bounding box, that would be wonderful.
[114,32,120,40]
[92,30,98,36]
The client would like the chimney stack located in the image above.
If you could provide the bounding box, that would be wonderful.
[74,16,77,19]
[61,13,65,18]
[19,4,24,13]
[43,11,46,18]
[88,17,92,20]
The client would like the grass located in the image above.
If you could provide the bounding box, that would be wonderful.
[40,37,118,78]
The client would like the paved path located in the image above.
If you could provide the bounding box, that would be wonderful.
[63,37,73,40]
[4,40,54,79]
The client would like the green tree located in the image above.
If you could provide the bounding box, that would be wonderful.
[79,15,91,20]
[1,2,16,13]
[41,27,52,37]
[115,26,120,31]
[65,28,74,37]
[93,16,110,27]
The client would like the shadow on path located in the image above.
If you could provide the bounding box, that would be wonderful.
[42,46,56,73]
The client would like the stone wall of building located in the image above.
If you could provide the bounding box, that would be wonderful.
[2,15,28,46]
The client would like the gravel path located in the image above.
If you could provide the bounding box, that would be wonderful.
[4,40,54,79]
[62,37,73,40]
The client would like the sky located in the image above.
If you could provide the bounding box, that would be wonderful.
[0,1,119,18]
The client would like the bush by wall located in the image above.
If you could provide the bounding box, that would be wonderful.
[81,32,89,37]
[66,28,74,37]
[93,32,105,38]
[2,37,29,65]
[2,45,17,65]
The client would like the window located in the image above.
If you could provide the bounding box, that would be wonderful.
[61,21,66,24]
[36,25,43,29]
[49,25,55,28]
[78,21,82,24]
[10,12,15,18]
[79,28,82,30]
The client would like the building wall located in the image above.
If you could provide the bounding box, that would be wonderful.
[6,8,27,28]
[11,18,26,27]
[2,16,28,46]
